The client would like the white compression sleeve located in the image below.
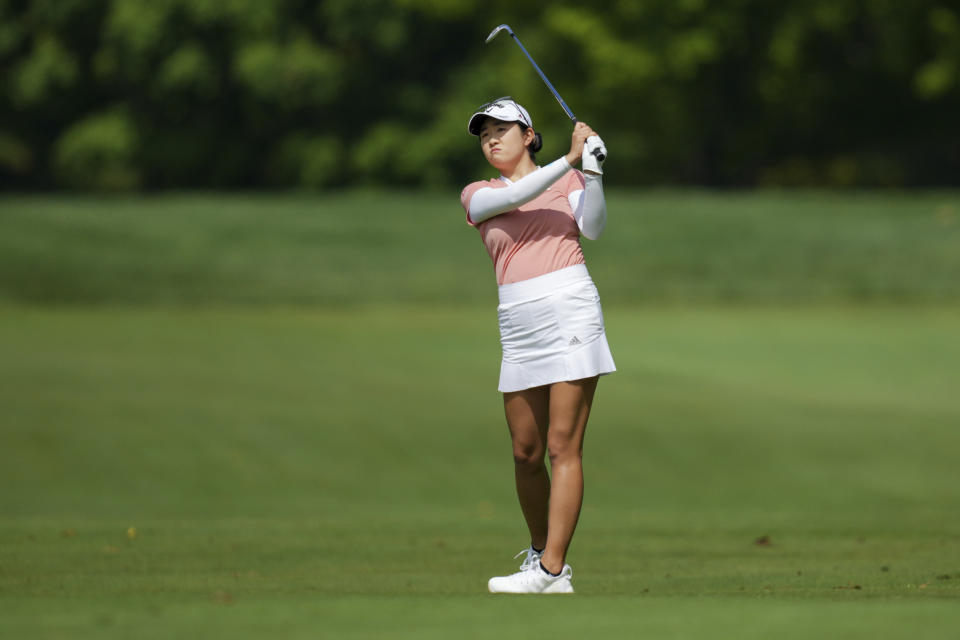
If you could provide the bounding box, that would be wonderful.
[467,157,572,224]
[567,173,606,240]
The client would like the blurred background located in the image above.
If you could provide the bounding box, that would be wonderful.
[1,0,959,192]
[2,3,960,632]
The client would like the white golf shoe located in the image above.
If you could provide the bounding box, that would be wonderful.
[488,561,574,594]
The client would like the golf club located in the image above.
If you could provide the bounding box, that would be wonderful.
[485,24,605,161]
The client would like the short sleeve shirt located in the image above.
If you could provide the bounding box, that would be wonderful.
[461,169,586,285]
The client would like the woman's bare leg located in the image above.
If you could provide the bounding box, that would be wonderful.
[503,386,551,550]
[540,376,598,574]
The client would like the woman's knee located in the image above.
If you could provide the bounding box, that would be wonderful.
[546,436,583,465]
[513,441,546,469]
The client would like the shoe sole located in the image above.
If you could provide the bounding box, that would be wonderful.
[487,580,574,594]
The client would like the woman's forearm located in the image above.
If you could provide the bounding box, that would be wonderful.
[467,157,572,224]
[569,174,606,240]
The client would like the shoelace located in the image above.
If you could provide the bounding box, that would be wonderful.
[514,548,541,572]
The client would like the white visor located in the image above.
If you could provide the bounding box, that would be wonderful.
[468,97,533,135]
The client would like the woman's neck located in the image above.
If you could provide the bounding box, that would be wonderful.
[501,156,538,182]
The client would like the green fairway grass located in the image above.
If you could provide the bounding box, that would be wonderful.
[1,190,958,306]
[1,192,958,636]
[2,305,958,637]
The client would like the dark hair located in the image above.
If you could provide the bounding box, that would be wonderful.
[519,124,543,161]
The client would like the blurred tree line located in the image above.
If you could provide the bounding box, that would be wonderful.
[1,0,958,190]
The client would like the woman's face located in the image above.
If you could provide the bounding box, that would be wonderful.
[479,118,534,170]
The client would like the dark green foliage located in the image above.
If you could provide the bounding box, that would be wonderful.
[0,1,958,189]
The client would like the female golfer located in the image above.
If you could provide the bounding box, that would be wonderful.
[460,97,615,594]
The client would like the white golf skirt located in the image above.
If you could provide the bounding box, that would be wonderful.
[496,264,616,392]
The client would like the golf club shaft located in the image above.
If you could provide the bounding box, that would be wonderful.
[487,24,605,162]
[507,33,578,124]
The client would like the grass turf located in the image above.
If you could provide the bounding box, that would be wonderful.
[1,191,958,635]
[2,304,959,637]
[1,190,958,306]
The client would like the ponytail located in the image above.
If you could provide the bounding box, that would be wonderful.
[520,125,542,162]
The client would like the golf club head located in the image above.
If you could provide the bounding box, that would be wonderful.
[485,24,514,43]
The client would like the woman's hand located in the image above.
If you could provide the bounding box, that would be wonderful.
[564,122,597,166]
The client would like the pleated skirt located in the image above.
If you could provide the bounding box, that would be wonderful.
[496,264,616,393]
